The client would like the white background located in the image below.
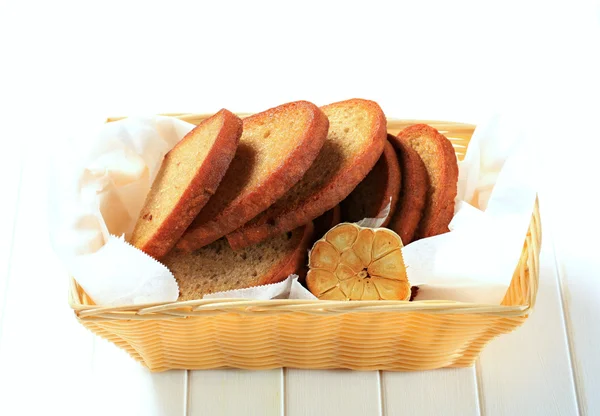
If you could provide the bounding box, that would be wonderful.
[1,0,600,415]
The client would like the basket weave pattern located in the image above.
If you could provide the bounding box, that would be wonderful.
[69,117,541,372]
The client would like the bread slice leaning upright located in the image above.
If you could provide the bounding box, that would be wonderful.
[395,124,458,240]
[129,109,242,259]
[387,133,429,245]
[340,140,401,226]
[227,98,387,250]
[163,223,314,300]
[176,101,329,251]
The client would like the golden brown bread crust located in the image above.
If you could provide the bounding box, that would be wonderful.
[176,101,329,251]
[396,124,458,240]
[130,109,242,259]
[340,140,401,227]
[227,99,387,250]
[387,133,429,245]
[260,221,314,285]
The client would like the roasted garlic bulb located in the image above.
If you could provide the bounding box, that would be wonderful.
[306,223,411,301]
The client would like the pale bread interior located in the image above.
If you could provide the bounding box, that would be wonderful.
[130,114,224,248]
[163,231,298,300]
[193,106,316,221]
[259,102,378,213]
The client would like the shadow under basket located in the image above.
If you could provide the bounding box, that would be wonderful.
[68,115,541,372]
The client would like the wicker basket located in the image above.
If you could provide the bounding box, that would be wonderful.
[68,115,541,372]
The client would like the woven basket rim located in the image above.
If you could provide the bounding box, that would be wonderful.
[67,115,541,321]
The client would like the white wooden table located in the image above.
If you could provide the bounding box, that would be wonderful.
[0,129,598,416]
[1,1,598,414]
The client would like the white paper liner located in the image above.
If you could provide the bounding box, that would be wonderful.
[403,112,538,304]
[70,236,180,306]
[49,115,195,306]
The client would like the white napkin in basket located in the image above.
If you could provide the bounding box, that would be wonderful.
[402,112,539,304]
[49,115,196,306]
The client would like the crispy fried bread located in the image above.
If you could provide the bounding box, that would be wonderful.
[387,133,429,244]
[394,124,458,239]
[177,101,328,251]
[130,109,242,259]
[164,223,314,300]
[227,99,387,250]
[340,140,401,226]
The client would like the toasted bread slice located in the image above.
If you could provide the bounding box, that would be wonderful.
[395,124,458,239]
[163,222,314,300]
[387,133,429,244]
[312,205,341,244]
[129,109,242,259]
[227,99,387,250]
[340,140,401,226]
[299,205,341,283]
[176,101,328,251]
